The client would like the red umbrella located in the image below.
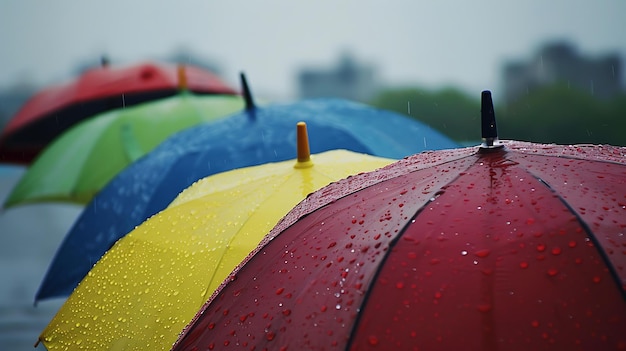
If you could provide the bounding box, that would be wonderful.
[173,91,626,351]
[0,60,237,164]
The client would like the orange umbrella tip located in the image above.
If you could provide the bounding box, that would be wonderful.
[295,122,313,168]
[480,90,502,149]
[177,64,188,91]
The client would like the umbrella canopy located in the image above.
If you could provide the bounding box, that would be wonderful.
[173,91,626,351]
[34,79,459,302]
[3,92,244,207]
[0,61,237,164]
[37,123,394,351]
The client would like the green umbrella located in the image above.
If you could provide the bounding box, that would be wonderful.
[3,92,245,207]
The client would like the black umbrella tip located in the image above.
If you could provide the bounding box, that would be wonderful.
[480,90,502,149]
[100,55,110,67]
[240,72,256,111]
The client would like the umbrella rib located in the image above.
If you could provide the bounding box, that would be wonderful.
[519,166,626,301]
[344,154,479,349]
[200,172,301,301]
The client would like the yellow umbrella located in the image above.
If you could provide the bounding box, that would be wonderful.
[37,122,394,351]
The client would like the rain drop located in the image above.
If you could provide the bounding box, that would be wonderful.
[368,335,379,346]
[477,304,492,313]
[475,249,490,258]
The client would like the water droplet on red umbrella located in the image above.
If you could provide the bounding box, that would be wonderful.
[568,240,577,248]
[368,335,379,345]
[536,244,546,252]
[396,282,405,289]
[266,331,275,341]
[477,304,492,312]
[592,276,601,283]
[320,305,327,312]
[520,261,529,269]
[275,287,285,295]
[551,247,562,255]
[531,320,540,328]
[547,268,559,276]
[475,249,490,258]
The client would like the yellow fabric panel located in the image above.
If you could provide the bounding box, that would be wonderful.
[39,149,393,351]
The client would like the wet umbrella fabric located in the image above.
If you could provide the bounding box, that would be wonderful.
[0,61,237,164]
[35,98,459,302]
[37,144,394,351]
[173,96,626,351]
[3,92,245,207]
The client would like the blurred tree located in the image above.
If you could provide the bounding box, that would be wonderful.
[499,84,626,145]
[370,87,480,144]
[371,84,626,146]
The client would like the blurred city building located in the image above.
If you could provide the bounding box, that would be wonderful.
[502,41,622,103]
[164,48,225,78]
[297,52,379,103]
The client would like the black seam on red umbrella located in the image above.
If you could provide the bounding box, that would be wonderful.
[344,155,478,349]
[520,168,626,301]
[510,146,626,167]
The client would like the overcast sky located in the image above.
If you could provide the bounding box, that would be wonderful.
[1,0,625,100]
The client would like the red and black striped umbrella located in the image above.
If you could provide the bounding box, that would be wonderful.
[173,91,626,351]
[0,60,236,164]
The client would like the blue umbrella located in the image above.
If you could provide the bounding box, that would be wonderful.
[35,76,459,302]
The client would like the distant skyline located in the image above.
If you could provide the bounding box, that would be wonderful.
[1,0,625,101]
